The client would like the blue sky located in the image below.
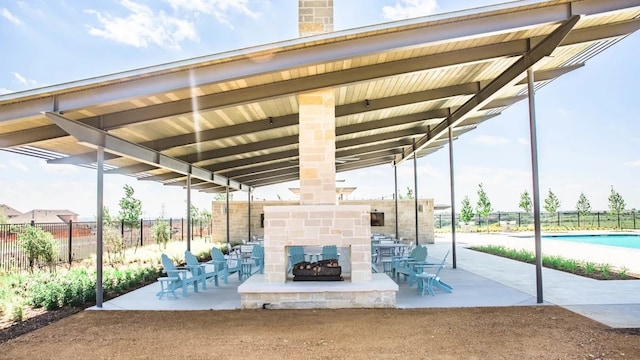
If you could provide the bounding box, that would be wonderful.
[1,0,639,218]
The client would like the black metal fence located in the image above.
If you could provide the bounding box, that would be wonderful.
[0,218,211,272]
[434,211,638,230]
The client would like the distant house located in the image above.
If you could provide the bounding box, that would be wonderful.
[0,204,23,223]
[7,209,79,224]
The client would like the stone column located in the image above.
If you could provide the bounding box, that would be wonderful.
[298,89,336,205]
[298,0,333,37]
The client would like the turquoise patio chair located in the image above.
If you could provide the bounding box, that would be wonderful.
[209,247,243,283]
[251,244,265,274]
[184,250,224,287]
[319,245,339,261]
[392,245,429,286]
[288,246,306,273]
[157,254,201,299]
[415,250,453,296]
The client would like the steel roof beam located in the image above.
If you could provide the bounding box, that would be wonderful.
[396,15,581,164]
[43,112,250,192]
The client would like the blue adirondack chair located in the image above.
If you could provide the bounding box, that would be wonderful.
[251,245,265,274]
[392,245,429,285]
[288,246,306,273]
[184,250,224,287]
[319,245,339,261]
[157,253,201,299]
[415,250,453,296]
[209,247,243,283]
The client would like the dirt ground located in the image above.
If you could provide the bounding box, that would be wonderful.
[1,306,638,360]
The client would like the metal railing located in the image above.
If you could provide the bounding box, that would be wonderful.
[434,211,638,230]
[0,218,211,272]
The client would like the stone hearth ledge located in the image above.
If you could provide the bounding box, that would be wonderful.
[238,273,399,309]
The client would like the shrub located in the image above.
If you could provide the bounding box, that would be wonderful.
[13,225,57,272]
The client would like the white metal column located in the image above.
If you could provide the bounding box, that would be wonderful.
[448,126,457,269]
[527,67,543,303]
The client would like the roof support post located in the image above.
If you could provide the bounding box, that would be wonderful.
[413,140,419,246]
[226,183,231,253]
[186,173,191,252]
[248,189,252,242]
[527,67,544,304]
[96,146,104,308]
[394,164,399,240]
[448,125,457,269]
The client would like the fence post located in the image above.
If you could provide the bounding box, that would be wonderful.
[618,213,621,230]
[181,218,184,241]
[557,212,560,226]
[597,212,600,228]
[140,218,144,246]
[68,220,73,265]
[439,214,442,228]
[577,212,580,228]
[121,220,124,238]
[518,212,521,227]
[169,218,173,240]
[634,211,636,230]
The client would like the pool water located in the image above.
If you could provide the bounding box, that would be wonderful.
[542,234,640,250]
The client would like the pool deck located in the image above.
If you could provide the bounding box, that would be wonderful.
[90,232,640,329]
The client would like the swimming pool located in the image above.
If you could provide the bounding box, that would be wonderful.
[542,233,640,250]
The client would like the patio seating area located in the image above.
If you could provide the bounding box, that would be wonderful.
[91,234,640,329]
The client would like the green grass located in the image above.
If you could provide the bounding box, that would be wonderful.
[470,245,636,280]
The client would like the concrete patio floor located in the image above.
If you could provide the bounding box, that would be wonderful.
[90,233,640,329]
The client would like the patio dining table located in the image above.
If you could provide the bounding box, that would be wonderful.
[372,243,408,259]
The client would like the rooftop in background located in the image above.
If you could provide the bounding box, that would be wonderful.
[1,0,639,194]
[1,206,79,224]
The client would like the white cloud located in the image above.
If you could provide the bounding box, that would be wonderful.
[0,88,14,95]
[382,0,438,21]
[165,0,261,28]
[10,160,28,172]
[517,137,529,146]
[0,163,7,170]
[11,72,40,88]
[85,0,198,50]
[1,8,23,25]
[624,160,640,167]
[472,135,509,145]
[12,72,28,85]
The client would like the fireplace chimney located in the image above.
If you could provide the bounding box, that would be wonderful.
[298,1,334,37]
[297,1,336,205]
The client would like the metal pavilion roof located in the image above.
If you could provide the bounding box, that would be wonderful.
[1,0,639,193]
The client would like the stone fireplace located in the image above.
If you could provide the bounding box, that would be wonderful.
[263,205,371,283]
[236,0,398,309]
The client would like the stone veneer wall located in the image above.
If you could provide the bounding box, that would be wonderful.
[298,0,333,37]
[263,205,371,283]
[211,199,434,244]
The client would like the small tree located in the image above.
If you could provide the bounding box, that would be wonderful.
[575,192,591,227]
[519,190,532,214]
[405,186,414,199]
[476,183,493,232]
[152,216,170,250]
[200,208,212,237]
[544,189,561,213]
[102,206,124,265]
[608,186,625,229]
[459,196,474,225]
[14,225,57,272]
[118,184,142,250]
